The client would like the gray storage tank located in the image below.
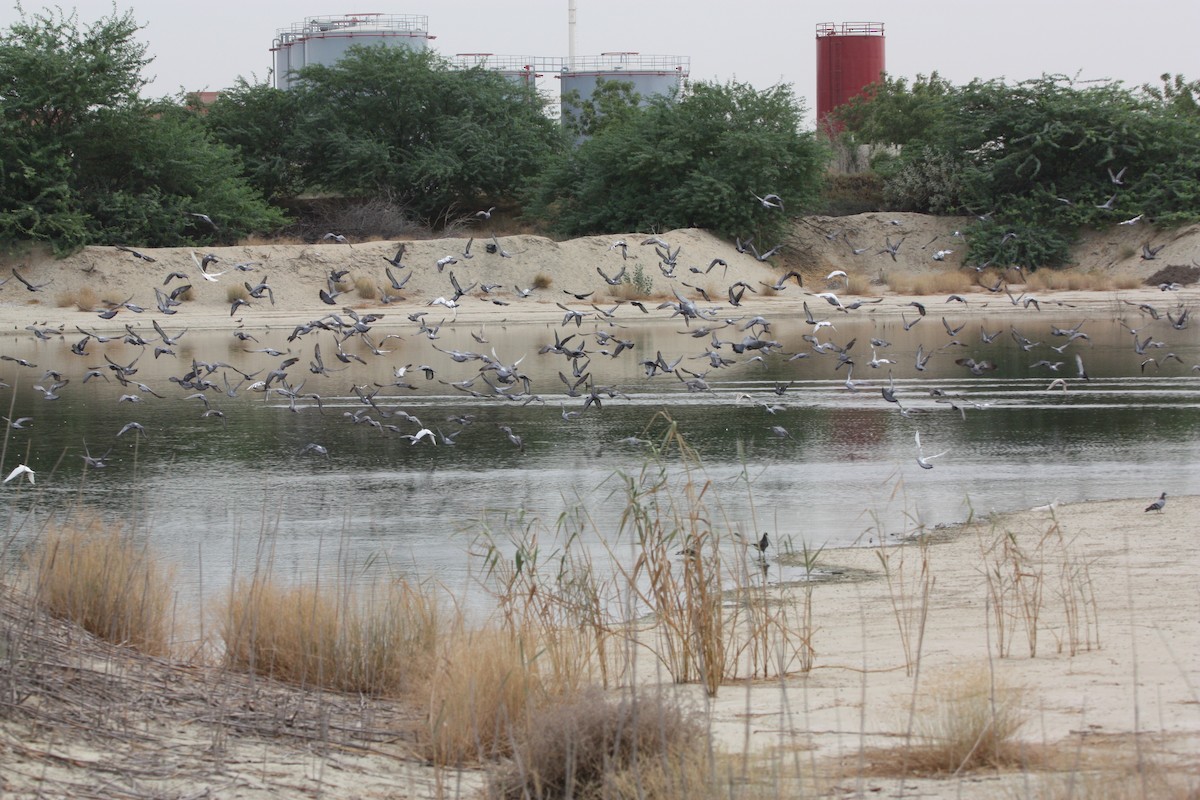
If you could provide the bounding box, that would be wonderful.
[272,13,433,90]
[559,52,689,133]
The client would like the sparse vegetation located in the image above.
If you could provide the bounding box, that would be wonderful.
[977,515,1100,659]
[619,263,654,296]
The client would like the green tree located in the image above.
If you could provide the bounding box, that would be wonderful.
[832,72,955,147]
[200,78,305,203]
[837,73,1200,267]
[285,46,561,225]
[0,6,285,251]
[1142,73,1200,117]
[524,80,827,242]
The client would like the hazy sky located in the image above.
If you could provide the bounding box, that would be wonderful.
[7,1,1198,121]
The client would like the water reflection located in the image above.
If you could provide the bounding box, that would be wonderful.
[2,309,1199,614]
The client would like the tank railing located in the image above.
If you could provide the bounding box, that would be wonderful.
[561,53,690,73]
[815,21,884,37]
[453,54,565,72]
[274,14,429,38]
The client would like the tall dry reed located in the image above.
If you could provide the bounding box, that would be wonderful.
[218,575,441,696]
[29,518,175,655]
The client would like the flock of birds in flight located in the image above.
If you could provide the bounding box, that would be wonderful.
[0,181,1186,521]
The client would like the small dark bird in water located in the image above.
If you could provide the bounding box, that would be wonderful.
[1144,492,1166,513]
[738,530,769,557]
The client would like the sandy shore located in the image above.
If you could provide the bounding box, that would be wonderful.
[3,494,1197,798]
[3,214,1199,796]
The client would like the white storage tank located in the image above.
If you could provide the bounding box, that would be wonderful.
[559,52,690,133]
[272,13,433,90]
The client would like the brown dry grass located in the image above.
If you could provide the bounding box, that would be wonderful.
[354,275,377,299]
[55,285,100,311]
[846,273,875,295]
[421,625,556,765]
[27,518,176,656]
[218,576,442,696]
[609,281,647,300]
[532,273,553,290]
[887,270,975,296]
[1025,269,1118,292]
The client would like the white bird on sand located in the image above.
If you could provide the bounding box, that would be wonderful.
[3,464,35,484]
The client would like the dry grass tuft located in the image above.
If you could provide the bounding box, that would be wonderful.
[887,270,974,296]
[609,281,646,300]
[868,665,1030,776]
[28,519,176,656]
[532,273,553,290]
[487,687,714,800]
[55,286,101,311]
[846,273,875,295]
[218,577,441,696]
[1113,274,1146,290]
[421,625,555,766]
[354,276,376,299]
[1025,270,1097,291]
[225,283,249,303]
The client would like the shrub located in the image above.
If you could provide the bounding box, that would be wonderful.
[487,687,713,800]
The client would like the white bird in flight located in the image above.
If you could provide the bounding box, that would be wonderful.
[4,464,35,484]
[752,192,784,211]
[914,431,949,470]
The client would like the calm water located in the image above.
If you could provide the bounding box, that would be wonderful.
[3,304,1199,612]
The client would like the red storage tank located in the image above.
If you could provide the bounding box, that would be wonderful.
[815,22,885,131]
